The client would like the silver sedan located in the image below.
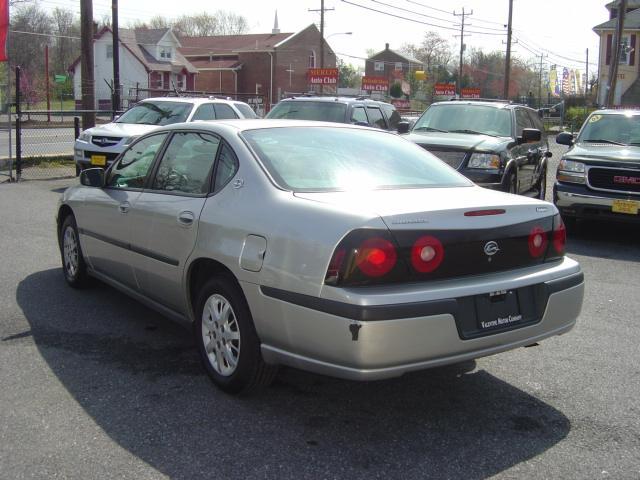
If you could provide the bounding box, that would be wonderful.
[57,120,584,393]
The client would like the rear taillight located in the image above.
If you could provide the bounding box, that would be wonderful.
[552,215,566,256]
[411,235,444,273]
[528,226,548,258]
[355,237,397,277]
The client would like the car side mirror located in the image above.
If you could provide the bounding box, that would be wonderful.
[519,128,541,144]
[397,121,410,134]
[80,168,106,188]
[556,131,575,146]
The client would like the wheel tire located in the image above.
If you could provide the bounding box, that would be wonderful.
[536,166,547,200]
[59,214,91,288]
[195,275,278,394]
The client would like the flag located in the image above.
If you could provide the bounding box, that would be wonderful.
[549,67,558,96]
[562,68,570,96]
[0,0,8,62]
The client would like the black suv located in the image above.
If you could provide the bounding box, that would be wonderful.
[265,96,403,131]
[554,109,640,224]
[403,100,551,198]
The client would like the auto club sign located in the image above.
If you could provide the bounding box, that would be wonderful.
[308,68,339,85]
[461,87,481,99]
[362,76,389,92]
[434,83,456,96]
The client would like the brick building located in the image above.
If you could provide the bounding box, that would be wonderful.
[364,43,423,89]
[179,23,337,108]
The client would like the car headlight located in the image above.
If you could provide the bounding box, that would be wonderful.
[123,136,139,146]
[468,153,501,169]
[77,132,91,142]
[557,159,586,184]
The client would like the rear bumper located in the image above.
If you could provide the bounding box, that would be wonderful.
[244,258,583,381]
[554,182,640,223]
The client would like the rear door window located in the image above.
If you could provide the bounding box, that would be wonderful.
[192,104,216,121]
[350,106,369,124]
[213,104,239,119]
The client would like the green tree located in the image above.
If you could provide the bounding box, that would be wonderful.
[338,59,360,88]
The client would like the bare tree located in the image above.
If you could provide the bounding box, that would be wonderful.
[51,7,80,75]
[9,3,52,75]
[401,32,453,74]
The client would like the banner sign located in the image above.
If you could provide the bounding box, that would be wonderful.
[0,0,8,62]
[434,83,456,96]
[308,68,339,85]
[461,87,481,99]
[361,76,389,91]
[391,99,411,109]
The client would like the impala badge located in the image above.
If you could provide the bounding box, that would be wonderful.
[484,241,500,261]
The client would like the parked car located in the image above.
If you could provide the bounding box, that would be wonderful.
[74,97,257,173]
[554,109,640,223]
[265,96,404,131]
[57,120,583,394]
[403,100,551,198]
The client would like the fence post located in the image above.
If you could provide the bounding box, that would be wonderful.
[15,66,22,181]
[74,116,80,139]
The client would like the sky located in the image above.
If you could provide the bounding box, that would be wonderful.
[36,0,609,73]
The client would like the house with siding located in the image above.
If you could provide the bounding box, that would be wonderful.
[594,0,640,105]
[69,27,198,109]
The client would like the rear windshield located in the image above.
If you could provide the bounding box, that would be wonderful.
[577,113,640,146]
[116,101,193,126]
[266,101,347,123]
[241,127,471,192]
[413,104,513,137]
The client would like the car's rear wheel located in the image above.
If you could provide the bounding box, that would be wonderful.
[59,214,91,288]
[195,276,277,394]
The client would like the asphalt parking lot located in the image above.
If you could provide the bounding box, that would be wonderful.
[1,148,639,479]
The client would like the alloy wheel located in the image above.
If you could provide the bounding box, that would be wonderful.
[201,294,241,376]
[63,226,79,279]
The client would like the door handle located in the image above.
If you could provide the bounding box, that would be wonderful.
[177,211,195,226]
[118,201,130,214]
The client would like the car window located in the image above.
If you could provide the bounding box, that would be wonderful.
[515,109,532,137]
[213,104,239,119]
[106,134,168,189]
[192,104,216,121]
[115,101,193,126]
[242,126,471,192]
[213,143,239,193]
[266,101,348,123]
[382,104,402,130]
[527,110,544,133]
[413,104,512,137]
[351,106,368,124]
[367,107,387,129]
[151,132,220,195]
[234,102,258,119]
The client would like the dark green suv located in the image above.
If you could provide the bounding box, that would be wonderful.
[266,96,403,131]
[403,100,551,198]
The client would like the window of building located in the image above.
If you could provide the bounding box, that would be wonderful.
[106,45,113,59]
[619,35,630,64]
[308,50,316,68]
[374,61,384,72]
[395,62,403,71]
[160,48,172,59]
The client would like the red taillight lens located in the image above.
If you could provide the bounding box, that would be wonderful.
[553,216,566,255]
[355,237,397,277]
[325,248,346,284]
[528,226,548,258]
[411,235,445,273]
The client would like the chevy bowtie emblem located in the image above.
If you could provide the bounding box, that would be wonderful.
[484,241,500,261]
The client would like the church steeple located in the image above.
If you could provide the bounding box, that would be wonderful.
[272,10,280,34]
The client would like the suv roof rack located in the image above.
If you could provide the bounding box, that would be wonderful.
[448,97,512,104]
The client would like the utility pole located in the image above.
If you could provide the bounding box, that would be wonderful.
[45,44,51,122]
[309,1,334,92]
[503,0,514,100]
[538,53,547,109]
[454,7,472,95]
[80,0,95,129]
[112,0,121,114]
[606,0,626,106]
[585,48,589,115]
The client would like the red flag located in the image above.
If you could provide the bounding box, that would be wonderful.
[0,0,8,62]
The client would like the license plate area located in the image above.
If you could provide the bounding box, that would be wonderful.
[455,284,547,340]
[91,155,107,166]
[612,199,639,215]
